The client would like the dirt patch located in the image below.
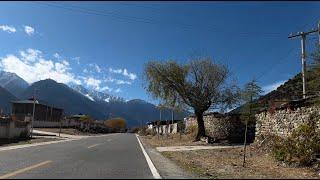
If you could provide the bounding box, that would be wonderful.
[0,137,60,147]
[161,146,319,179]
[141,134,319,179]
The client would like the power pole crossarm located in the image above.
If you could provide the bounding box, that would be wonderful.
[288,29,319,39]
[288,23,320,99]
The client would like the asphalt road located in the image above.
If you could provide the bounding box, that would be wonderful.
[0,133,154,179]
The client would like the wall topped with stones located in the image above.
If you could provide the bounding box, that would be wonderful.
[184,112,255,143]
[255,106,320,141]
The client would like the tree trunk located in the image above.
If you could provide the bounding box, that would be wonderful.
[195,111,206,141]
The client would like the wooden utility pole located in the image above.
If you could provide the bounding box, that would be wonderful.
[31,88,37,138]
[318,22,320,45]
[243,94,252,167]
[288,23,320,99]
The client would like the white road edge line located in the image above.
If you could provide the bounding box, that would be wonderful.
[136,134,161,179]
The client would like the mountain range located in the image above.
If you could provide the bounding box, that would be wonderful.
[0,71,188,127]
[0,86,18,114]
[0,71,29,98]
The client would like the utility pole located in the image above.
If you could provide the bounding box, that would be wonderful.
[243,94,252,167]
[288,22,320,99]
[318,22,320,45]
[171,108,174,125]
[31,88,37,138]
[59,112,64,137]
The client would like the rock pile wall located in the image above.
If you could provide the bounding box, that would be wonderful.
[185,113,255,143]
[255,106,320,141]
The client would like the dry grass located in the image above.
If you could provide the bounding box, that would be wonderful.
[161,146,319,179]
[141,133,319,179]
[141,133,208,147]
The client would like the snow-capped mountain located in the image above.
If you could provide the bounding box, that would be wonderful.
[68,84,124,103]
[0,71,29,98]
[0,72,189,127]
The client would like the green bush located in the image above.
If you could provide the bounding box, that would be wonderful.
[271,112,320,166]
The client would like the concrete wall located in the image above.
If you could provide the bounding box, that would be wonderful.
[255,106,320,141]
[0,119,31,139]
[153,123,178,134]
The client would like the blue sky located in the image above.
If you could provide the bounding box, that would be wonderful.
[0,2,319,104]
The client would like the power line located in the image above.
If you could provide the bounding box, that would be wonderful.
[256,47,297,81]
[116,2,285,37]
[252,21,319,82]
[35,1,284,37]
[33,1,319,86]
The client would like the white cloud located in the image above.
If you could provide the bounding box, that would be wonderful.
[104,77,115,82]
[83,69,88,73]
[83,77,101,90]
[262,80,286,94]
[62,60,69,66]
[0,48,135,94]
[53,53,60,59]
[0,25,16,33]
[0,48,81,85]
[95,64,101,73]
[89,63,102,73]
[115,88,121,93]
[109,67,137,80]
[20,49,42,62]
[101,86,112,92]
[116,80,132,85]
[123,68,137,80]
[109,68,122,74]
[72,57,80,65]
[24,25,35,36]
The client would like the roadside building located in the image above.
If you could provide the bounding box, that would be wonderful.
[11,100,63,128]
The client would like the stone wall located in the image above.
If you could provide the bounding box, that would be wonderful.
[255,106,320,140]
[184,113,255,143]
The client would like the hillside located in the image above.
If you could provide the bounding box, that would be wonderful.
[0,86,18,114]
[0,68,189,127]
[20,79,106,119]
[16,79,188,127]
[0,71,29,98]
[232,66,320,114]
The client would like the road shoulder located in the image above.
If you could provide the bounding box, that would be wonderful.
[138,135,198,179]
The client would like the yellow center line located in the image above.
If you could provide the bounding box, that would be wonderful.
[87,143,101,149]
[0,160,52,179]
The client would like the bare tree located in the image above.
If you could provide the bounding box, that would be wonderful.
[143,57,239,141]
